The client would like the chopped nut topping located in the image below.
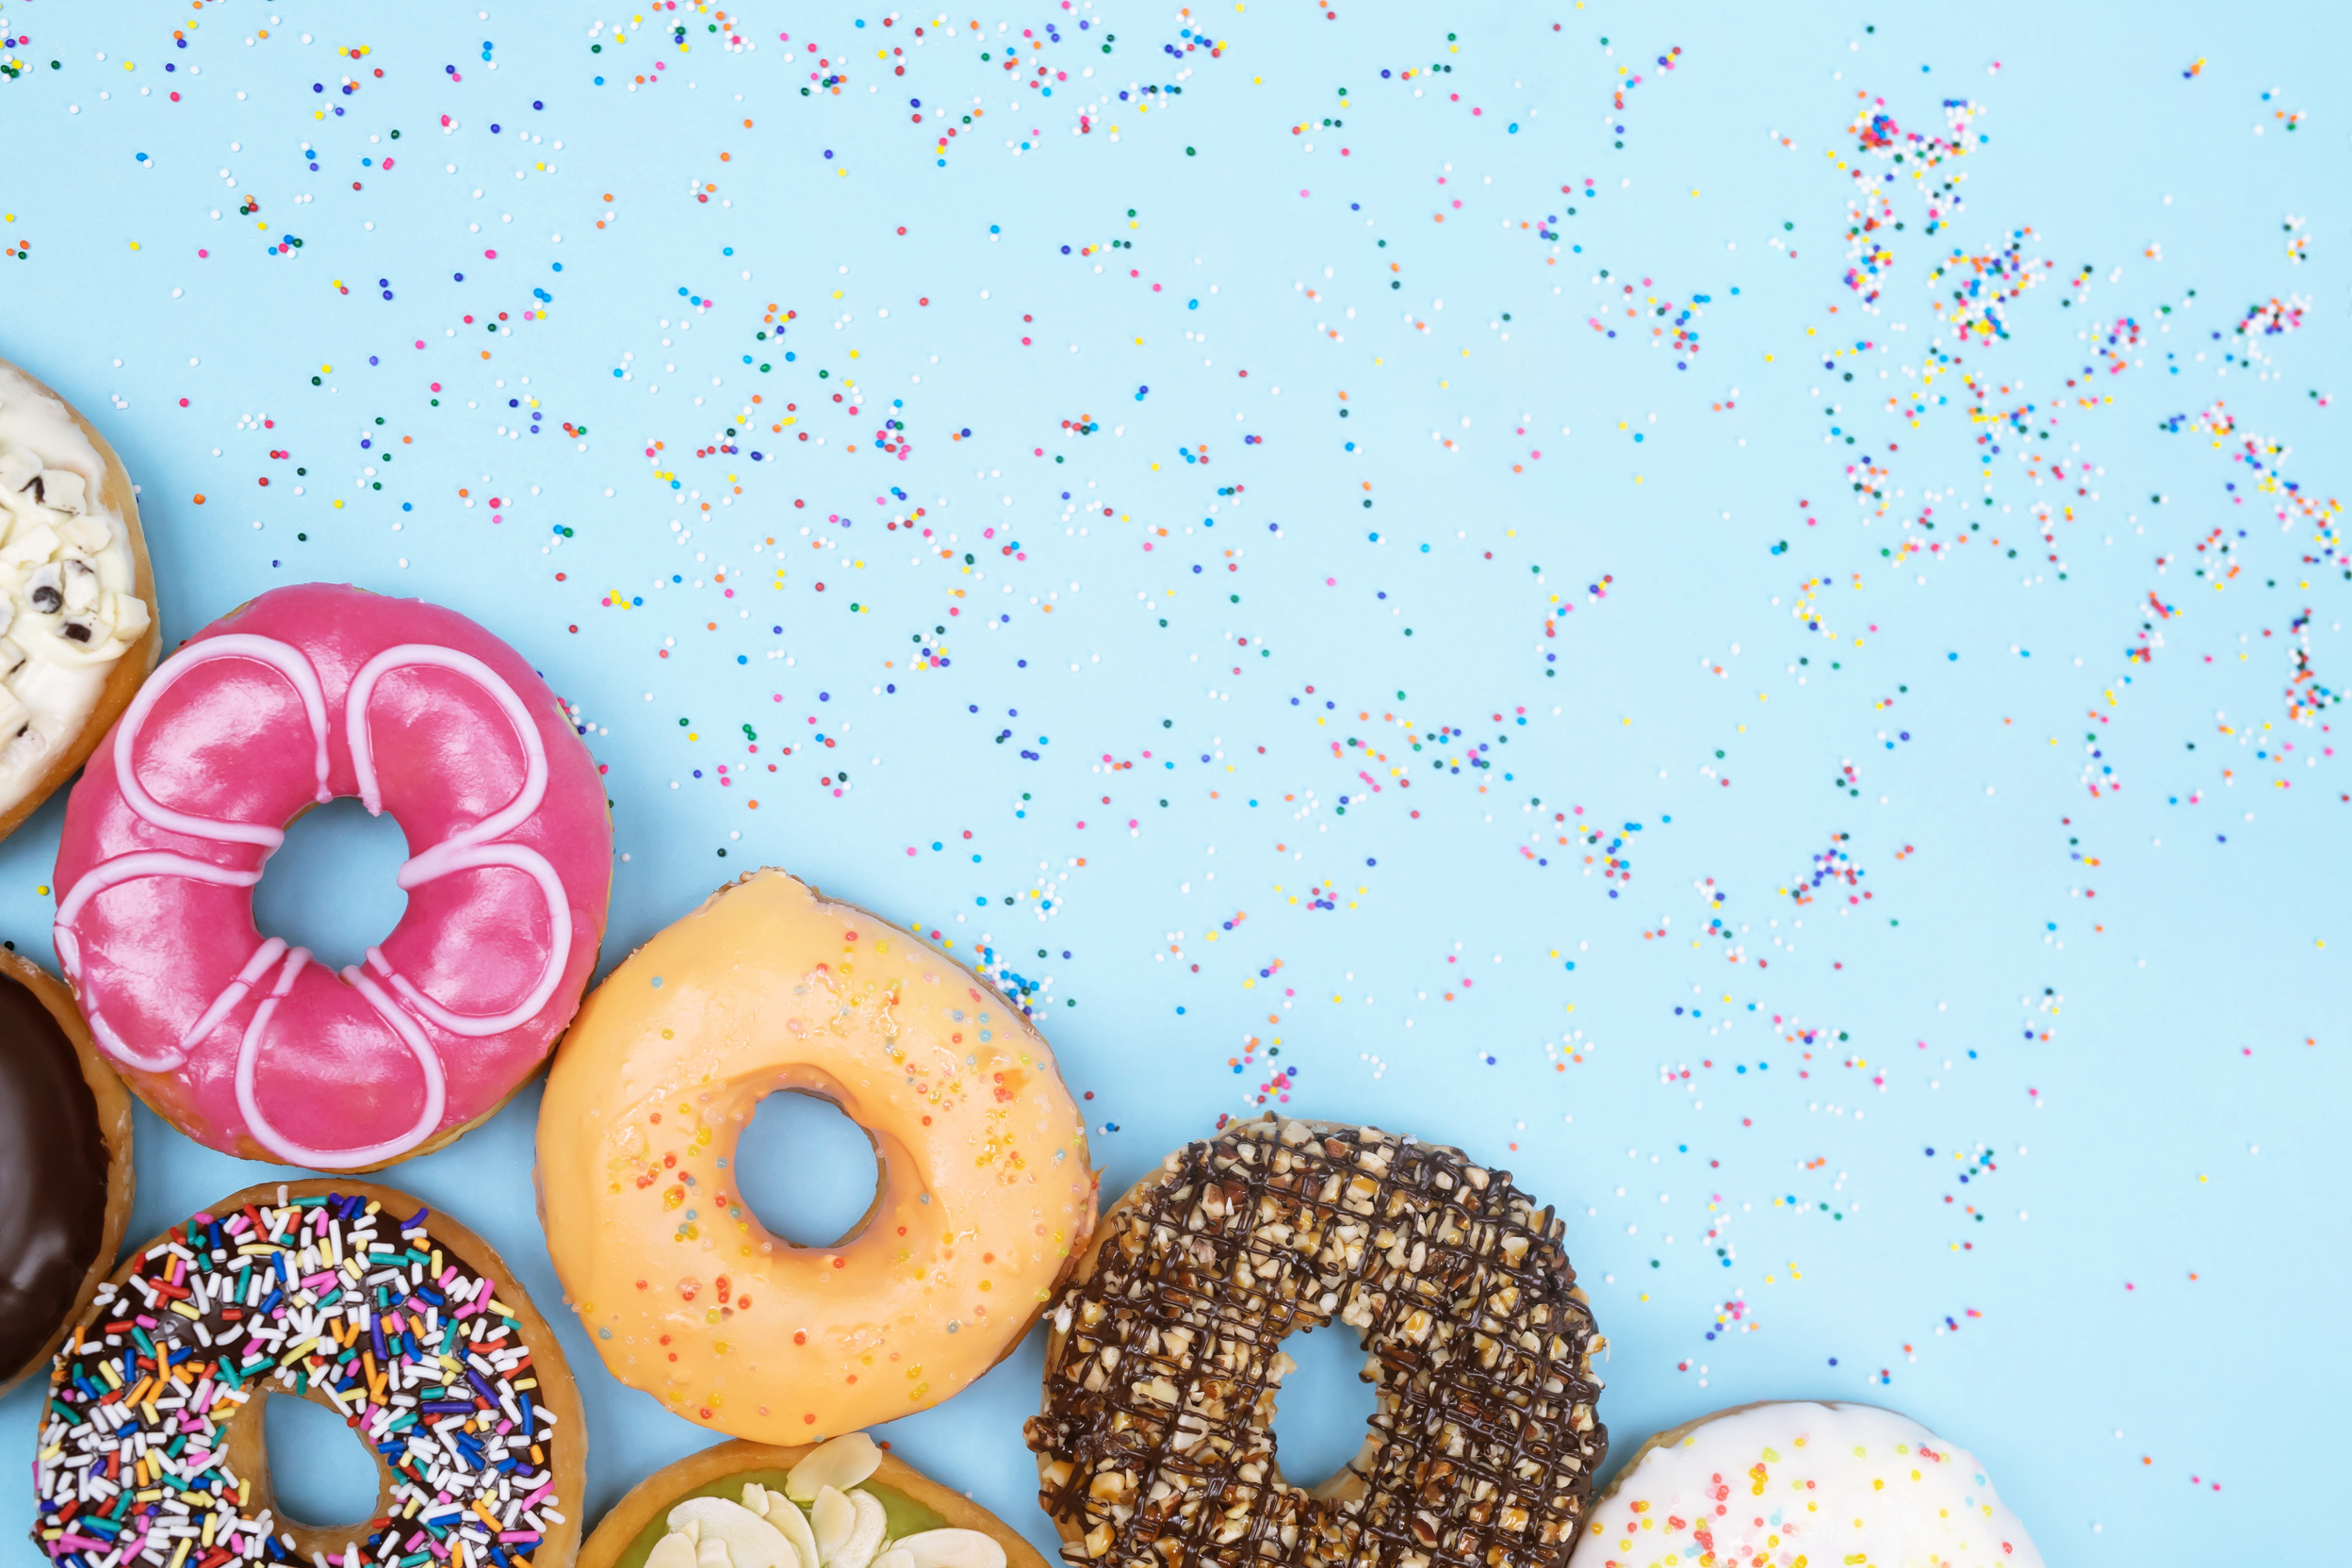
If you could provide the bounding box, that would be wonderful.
[1025,1118,1606,1568]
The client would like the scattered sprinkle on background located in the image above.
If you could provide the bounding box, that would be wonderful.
[1,2,2344,1560]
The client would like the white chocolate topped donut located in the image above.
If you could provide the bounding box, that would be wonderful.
[0,359,156,835]
[1569,1401,2041,1568]
[538,868,1096,1442]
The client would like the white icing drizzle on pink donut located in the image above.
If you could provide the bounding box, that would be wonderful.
[179,936,291,1054]
[234,944,449,1169]
[54,850,269,1071]
[57,629,573,1167]
[345,643,572,1038]
[114,632,333,849]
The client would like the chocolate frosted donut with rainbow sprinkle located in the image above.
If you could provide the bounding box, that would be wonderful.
[30,1180,585,1568]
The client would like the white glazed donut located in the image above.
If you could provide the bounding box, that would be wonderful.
[1568,1401,2042,1568]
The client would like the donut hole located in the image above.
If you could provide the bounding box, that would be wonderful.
[263,1390,384,1531]
[1267,1319,1381,1493]
[735,1089,885,1247]
[251,796,411,971]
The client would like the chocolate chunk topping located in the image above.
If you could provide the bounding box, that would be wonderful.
[1026,1118,1607,1568]
[0,969,108,1383]
[29,584,59,614]
[59,621,90,644]
[21,474,44,505]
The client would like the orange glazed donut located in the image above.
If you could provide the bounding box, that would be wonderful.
[537,868,1098,1441]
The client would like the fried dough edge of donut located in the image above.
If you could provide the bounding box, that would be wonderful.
[0,356,162,847]
[0,948,134,1398]
[578,1440,1052,1568]
[1029,1115,1606,1561]
[51,1178,590,1568]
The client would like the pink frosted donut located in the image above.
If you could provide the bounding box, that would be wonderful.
[53,582,611,1169]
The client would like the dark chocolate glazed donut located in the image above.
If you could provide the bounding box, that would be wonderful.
[0,961,117,1386]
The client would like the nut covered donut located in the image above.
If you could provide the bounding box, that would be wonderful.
[538,867,1097,1441]
[30,1180,585,1567]
[54,582,612,1169]
[1024,1117,1609,1568]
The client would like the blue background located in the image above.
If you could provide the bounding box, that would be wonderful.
[4,1,2347,1561]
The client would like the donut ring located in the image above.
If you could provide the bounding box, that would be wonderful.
[538,867,1097,1441]
[580,1434,1047,1568]
[1025,1116,1609,1568]
[31,1179,587,1568]
[53,581,612,1169]
[0,948,134,1396]
[1567,1401,2043,1568]
[0,357,162,843]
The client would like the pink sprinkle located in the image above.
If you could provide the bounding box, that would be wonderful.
[1299,188,1310,198]
[415,339,426,349]
[484,249,498,258]
[196,248,209,258]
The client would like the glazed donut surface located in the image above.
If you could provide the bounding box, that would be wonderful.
[0,948,133,1396]
[1025,1117,1608,1568]
[1567,1400,2042,1568]
[30,1179,586,1567]
[538,867,1096,1442]
[54,581,612,1169]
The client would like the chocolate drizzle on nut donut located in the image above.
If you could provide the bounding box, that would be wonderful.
[1024,1118,1607,1568]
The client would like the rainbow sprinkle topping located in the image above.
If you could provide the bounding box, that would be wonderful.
[33,1189,564,1567]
